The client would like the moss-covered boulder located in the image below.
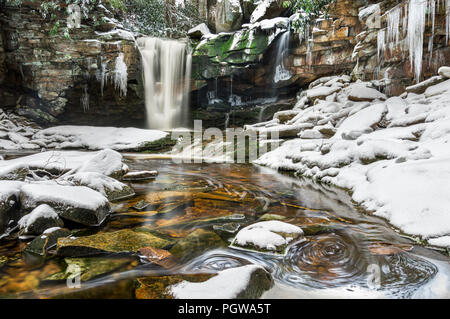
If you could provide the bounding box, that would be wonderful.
[56,229,174,257]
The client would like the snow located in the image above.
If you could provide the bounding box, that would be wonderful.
[428,236,450,247]
[0,181,23,201]
[307,86,341,99]
[20,183,109,211]
[33,126,168,151]
[346,84,387,101]
[232,221,303,252]
[0,149,125,177]
[170,265,265,299]
[253,72,450,247]
[18,204,59,232]
[250,0,277,24]
[63,172,129,197]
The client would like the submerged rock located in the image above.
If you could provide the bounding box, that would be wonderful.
[258,213,286,222]
[20,184,110,226]
[231,221,303,255]
[24,228,72,256]
[45,257,133,282]
[18,204,64,236]
[122,170,158,181]
[56,229,173,257]
[170,229,226,261]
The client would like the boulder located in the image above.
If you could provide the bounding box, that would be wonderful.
[438,66,450,79]
[406,76,446,94]
[63,172,135,202]
[347,84,386,102]
[0,181,22,235]
[215,0,243,32]
[56,229,173,257]
[231,220,303,255]
[122,170,158,181]
[188,23,211,39]
[20,184,110,226]
[168,265,273,299]
[250,0,287,23]
[18,204,64,236]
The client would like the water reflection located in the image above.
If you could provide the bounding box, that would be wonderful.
[0,158,448,298]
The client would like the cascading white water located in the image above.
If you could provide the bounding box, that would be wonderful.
[137,37,192,130]
[273,30,291,83]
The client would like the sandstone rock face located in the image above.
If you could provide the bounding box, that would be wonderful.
[0,3,145,126]
[352,0,450,95]
[215,0,244,32]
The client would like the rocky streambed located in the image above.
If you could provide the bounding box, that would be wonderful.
[0,152,448,299]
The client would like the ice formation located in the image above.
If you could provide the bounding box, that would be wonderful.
[376,0,450,83]
[113,53,128,97]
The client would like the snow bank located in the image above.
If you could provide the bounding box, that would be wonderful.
[33,126,168,151]
[253,73,450,247]
[0,149,126,177]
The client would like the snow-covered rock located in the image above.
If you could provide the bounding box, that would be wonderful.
[63,172,134,201]
[347,84,387,101]
[169,265,273,299]
[187,23,210,38]
[32,126,168,151]
[18,204,64,235]
[20,183,110,226]
[438,66,450,79]
[231,221,303,255]
[0,149,127,179]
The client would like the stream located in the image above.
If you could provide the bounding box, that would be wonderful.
[0,155,449,298]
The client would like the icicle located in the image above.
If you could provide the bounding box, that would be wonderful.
[113,53,128,97]
[407,0,427,83]
[81,84,89,112]
[377,28,386,62]
[386,5,402,50]
[428,0,436,64]
[446,0,450,43]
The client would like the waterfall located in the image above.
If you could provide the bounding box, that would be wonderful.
[273,30,291,83]
[137,37,192,130]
